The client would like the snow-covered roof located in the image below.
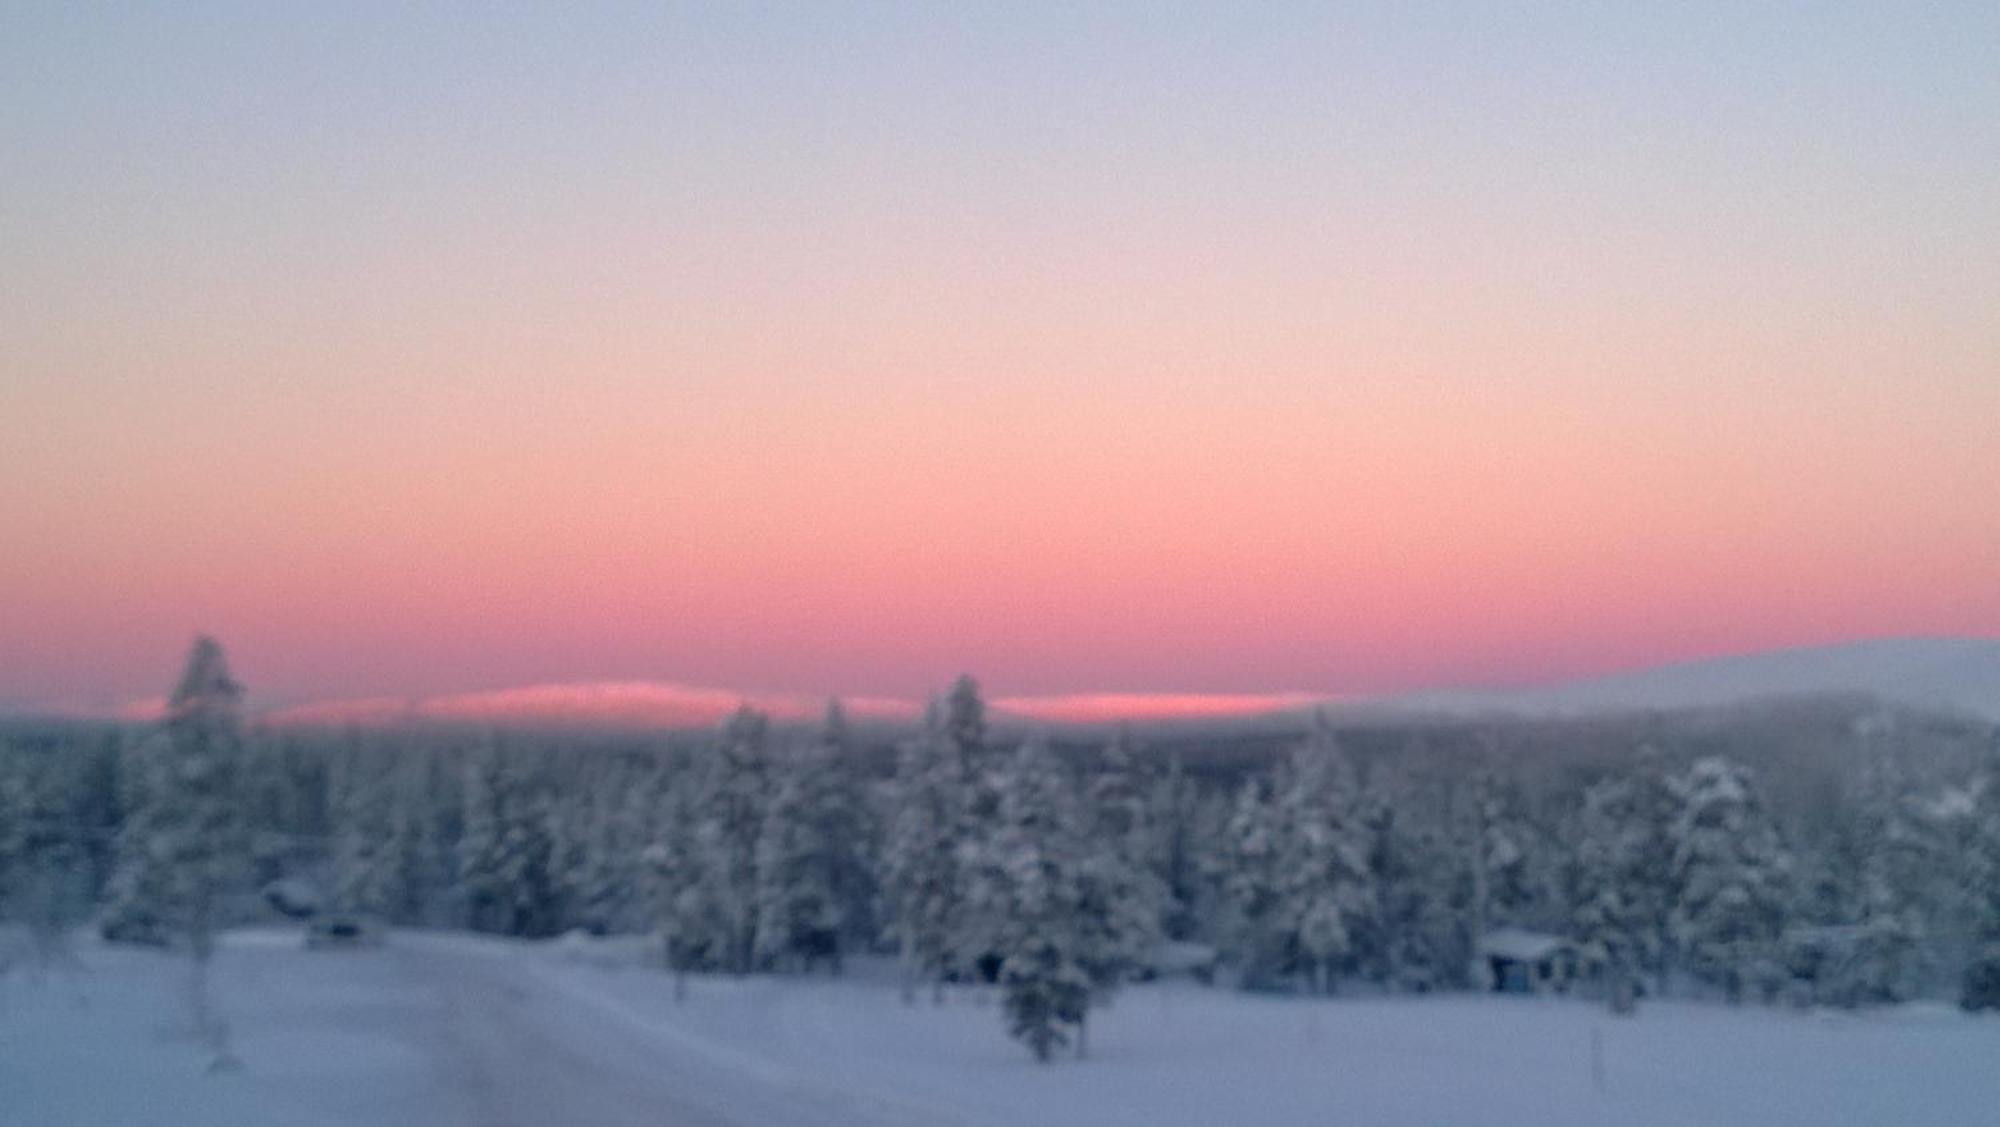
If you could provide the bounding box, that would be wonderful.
[1476,928,1571,963]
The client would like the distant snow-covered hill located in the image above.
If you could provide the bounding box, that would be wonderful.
[19,637,1999,732]
[1379,637,2000,721]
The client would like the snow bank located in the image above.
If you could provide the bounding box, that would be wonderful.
[6,929,1999,1126]
[520,943,2000,1127]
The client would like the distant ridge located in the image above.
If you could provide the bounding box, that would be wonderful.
[1376,637,2000,722]
[14,637,1997,731]
[250,638,2000,729]
[259,684,1317,731]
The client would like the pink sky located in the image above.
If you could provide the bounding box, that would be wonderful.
[3,7,1996,715]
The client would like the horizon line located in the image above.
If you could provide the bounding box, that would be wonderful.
[6,632,1991,730]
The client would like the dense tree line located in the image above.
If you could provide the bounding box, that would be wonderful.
[4,640,2000,1061]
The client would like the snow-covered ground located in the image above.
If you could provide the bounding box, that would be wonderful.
[5,928,1998,1126]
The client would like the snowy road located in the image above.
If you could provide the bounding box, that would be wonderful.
[404,937,771,1127]
[3,931,868,1127]
[335,933,913,1127]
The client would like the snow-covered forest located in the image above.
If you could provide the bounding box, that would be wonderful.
[5,638,2000,1069]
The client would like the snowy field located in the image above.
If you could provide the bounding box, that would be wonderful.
[5,928,1998,1127]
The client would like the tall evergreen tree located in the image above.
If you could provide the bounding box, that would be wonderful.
[1272,717,1373,994]
[1368,756,1469,992]
[991,733,1092,1061]
[1469,766,1550,935]
[754,711,852,972]
[330,738,403,919]
[549,754,648,936]
[102,641,244,950]
[1217,775,1285,985]
[1148,752,1203,941]
[812,700,879,953]
[2,744,98,974]
[697,705,771,973]
[942,676,1008,978]
[942,674,992,786]
[155,638,248,953]
[1626,745,1680,991]
[100,731,171,945]
[0,748,24,926]
[1827,754,1932,1006]
[1960,736,2000,1011]
[644,752,719,995]
[1668,756,1794,1002]
[1571,773,1657,1011]
[885,703,965,1001]
[388,746,457,927]
[457,738,558,937]
[101,637,249,1062]
[1075,728,1165,994]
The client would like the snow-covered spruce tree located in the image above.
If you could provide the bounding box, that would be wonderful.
[754,721,847,973]
[1624,745,1680,992]
[155,637,249,958]
[1367,755,1470,992]
[644,752,720,995]
[0,747,23,928]
[1460,764,1497,952]
[100,728,172,945]
[547,757,603,934]
[550,754,648,936]
[330,738,404,919]
[1667,756,1794,1003]
[940,675,1008,982]
[233,727,301,893]
[1822,754,1932,1007]
[991,732,1093,1061]
[1148,752,1204,941]
[885,703,965,1001]
[1074,727,1165,1000]
[1469,765,1552,937]
[1571,773,1657,1012]
[101,637,248,1059]
[456,738,507,931]
[1216,775,1286,986]
[1180,784,1236,954]
[696,705,771,973]
[0,740,20,861]
[457,737,558,937]
[942,674,994,789]
[593,755,660,934]
[812,700,880,955]
[1272,715,1373,994]
[4,738,105,969]
[390,745,460,927]
[1961,736,2000,1012]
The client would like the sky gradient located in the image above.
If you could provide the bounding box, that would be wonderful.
[3,4,1997,714]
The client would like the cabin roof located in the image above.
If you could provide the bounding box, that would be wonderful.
[1476,928,1572,963]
